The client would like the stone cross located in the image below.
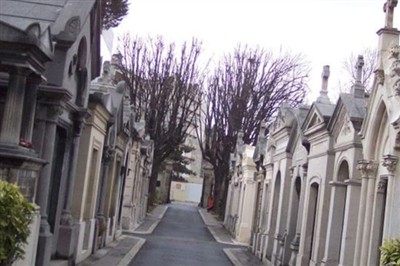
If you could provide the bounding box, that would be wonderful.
[321,65,330,93]
[316,65,331,104]
[355,55,364,84]
[384,0,398,28]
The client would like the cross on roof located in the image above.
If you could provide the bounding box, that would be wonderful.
[321,65,330,92]
[355,55,364,84]
[384,0,398,28]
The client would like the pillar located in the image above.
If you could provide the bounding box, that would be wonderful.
[57,110,86,258]
[321,181,347,266]
[20,75,42,143]
[356,160,378,266]
[0,68,30,145]
[338,179,361,266]
[36,105,61,266]
[353,160,370,265]
[283,167,299,265]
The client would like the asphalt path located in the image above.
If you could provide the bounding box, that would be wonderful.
[129,204,234,266]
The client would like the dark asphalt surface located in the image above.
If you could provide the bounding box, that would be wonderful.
[129,204,234,266]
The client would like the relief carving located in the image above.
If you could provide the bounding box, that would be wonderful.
[390,60,400,77]
[375,69,385,85]
[357,160,379,178]
[377,178,388,193]
[341,115,351,136]
[390,44,400,59]
[382,154,398,173]
[394,79,400,96]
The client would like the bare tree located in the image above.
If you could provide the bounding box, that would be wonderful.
[337,47,377,93]
[117,35,204,206]
[197,46,309,217]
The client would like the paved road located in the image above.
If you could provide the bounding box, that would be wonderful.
[129,204,233,266]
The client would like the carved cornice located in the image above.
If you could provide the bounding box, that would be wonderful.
[382,154,398,173]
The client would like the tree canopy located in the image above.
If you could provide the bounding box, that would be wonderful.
[197,46,310,216]
[117,35,204,206]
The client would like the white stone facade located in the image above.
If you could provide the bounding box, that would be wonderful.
[247,5,400,265]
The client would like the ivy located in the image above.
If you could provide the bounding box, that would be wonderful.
[0,179,35,266]
[380,238,400,266]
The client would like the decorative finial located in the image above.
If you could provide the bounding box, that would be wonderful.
[384,0,398,28]
[352,55,365,98]
[316,65,331,104]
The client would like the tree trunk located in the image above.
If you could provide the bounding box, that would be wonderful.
[147,165,159,208]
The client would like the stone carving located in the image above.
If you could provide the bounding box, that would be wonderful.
[384,0,398,29]
[102,146,115,164]
[395,132,400,149]
[377,178,388,193]
[390,60,400,78]
[357,160,379,178]
[393,79,400,96]
[47,105,63,120]
[236,130,245,156]
[302,164,308,178]
[341,115,351,136]
[67,17,80,34]
[355,55,364,83]
[390,45,400,59]
[382,154,398,172]
[375,69,385,85]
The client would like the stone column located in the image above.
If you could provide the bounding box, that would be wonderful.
[36,105,61,266]
[0,68,30,145]
[358,160,378,266]
[57,110,86,258]
[338,179,361,266]
[289,164,307,265]
[368,177,388,265]
[321,181,347,266]
[353,160,370,265]
[20,75,42,143]
[381,154,398,237]
[283,167,297,265]
[94,145,114,249]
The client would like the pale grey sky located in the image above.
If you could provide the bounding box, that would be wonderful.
[102,0,400,103]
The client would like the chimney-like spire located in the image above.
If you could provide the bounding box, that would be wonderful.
[351,55,365,98]
[316,65,331,104]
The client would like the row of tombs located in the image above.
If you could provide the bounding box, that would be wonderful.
[0,1,153,265]
[224,16,400,266]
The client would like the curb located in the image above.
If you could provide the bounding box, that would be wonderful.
[117,236,146,266]
[128,205,169,235]
[223,248,244,266]
[198,209,243,245]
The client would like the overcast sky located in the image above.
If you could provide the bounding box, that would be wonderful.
[104,0,400,103]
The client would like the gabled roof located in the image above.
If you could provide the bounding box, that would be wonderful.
[327,93,366,133]
[0,0,96,50]
[0,0,67,35]
[302,101,335,135]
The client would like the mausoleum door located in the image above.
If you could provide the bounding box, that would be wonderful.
[47,127,67,255]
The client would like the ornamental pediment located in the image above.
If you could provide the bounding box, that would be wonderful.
[302,106,325,135]
[270,104,295,134]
